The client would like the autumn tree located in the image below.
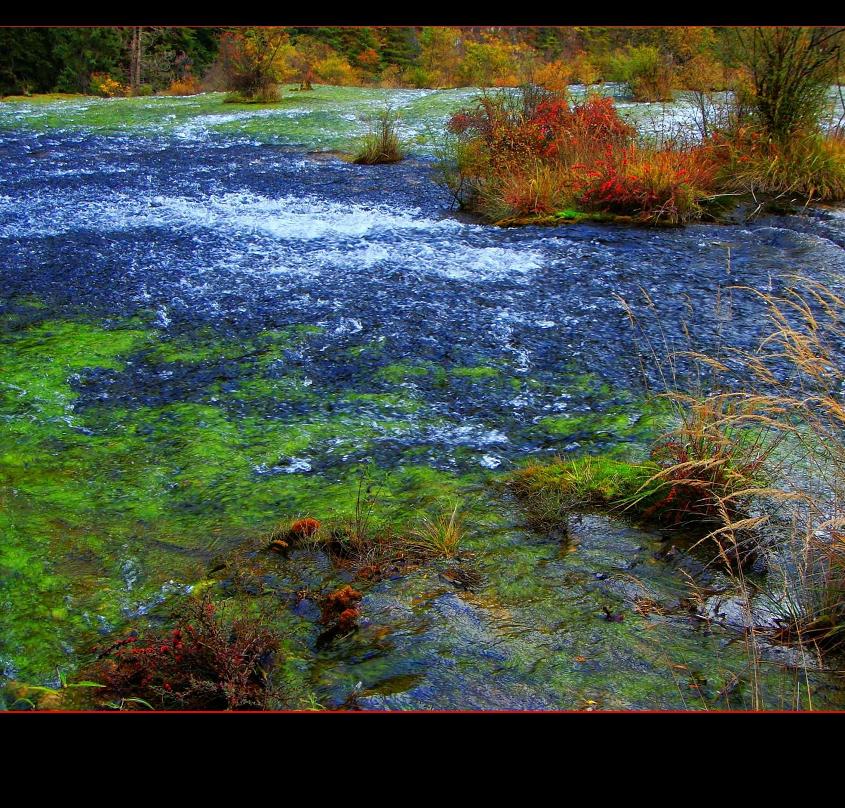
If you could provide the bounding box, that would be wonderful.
[459,35,536,87]
[734,27,845,142]
[418,27,465,86]
[219,27,294,102]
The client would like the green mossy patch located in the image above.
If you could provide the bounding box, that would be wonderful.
[376,362,431,385]
[0,312,485,682]
[451,365,501,380]
[0,87,480,156]
[508,455,661,522]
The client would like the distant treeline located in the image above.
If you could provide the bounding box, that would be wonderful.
[0,26,831,99]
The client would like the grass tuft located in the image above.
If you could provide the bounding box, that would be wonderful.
[407,502,466,558]
[353,107,404,165]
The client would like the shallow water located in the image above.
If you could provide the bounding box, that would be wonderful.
[2,88,845,708]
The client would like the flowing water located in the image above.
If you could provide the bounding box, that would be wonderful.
[2,86,845,709]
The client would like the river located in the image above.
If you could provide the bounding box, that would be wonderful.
[2,86,844,709]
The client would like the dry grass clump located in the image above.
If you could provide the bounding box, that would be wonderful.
[165,74,202,96]
[632,393,785,530]
[263,477,471,575]
[516,274,845,676]
[631,279,845,656]
[712,129,845,203]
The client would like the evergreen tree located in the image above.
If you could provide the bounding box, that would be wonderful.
[380,27,421,68]
[0,28,58,95]
[52,28,127,93]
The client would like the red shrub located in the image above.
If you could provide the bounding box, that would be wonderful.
[443,87,722,223]
[578,145,717,224]
[89,597,279,710]
[289,517,321,540]
[319,585,362,630]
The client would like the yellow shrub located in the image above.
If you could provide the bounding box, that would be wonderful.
[166,74,201,96]
[532,60,571,93]
[314,55,359,86]
[90,73,126,98]
[569,51,600,85]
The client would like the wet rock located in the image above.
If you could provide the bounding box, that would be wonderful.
[438,565,483,592]
[700,594,782,631]
[657,544,714,584]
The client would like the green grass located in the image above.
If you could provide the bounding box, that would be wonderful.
[508,455,660,529]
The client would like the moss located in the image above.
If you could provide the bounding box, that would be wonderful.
[530,391,676,454]
[1,319,149,420]
[509,455,660,520]
[493,210,641,228]
[451,365,501,380]
[346,338,387,359]
[376,363,430,385]
[235,375,318,408]
[538,410,633,437]
[146,324,323,366]
[0,313,484,681]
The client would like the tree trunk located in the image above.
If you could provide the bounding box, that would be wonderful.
[129,26,142,93]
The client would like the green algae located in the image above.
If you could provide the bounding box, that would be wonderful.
[145,324,324,366]
[528,382,676,455]
[450,365,501,380]
[376,362,431,385]
[538,410,634,437]
[346,338,386,360]
[508,455,660,522]
[2,309,837,709]
[0,312,481,682]
[1,320,149,420]
[0,87,480,156]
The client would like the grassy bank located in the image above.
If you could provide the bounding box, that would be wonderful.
[510,279,845,666]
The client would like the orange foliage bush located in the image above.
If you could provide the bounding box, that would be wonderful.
[531,60,571,93]
[497,163,570,216]
[578,145,718,223]
[314,54,359,85]
[319,585,363,634]
[290,517,321,539]
[569,51,600,85]
[166,73,201,96]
